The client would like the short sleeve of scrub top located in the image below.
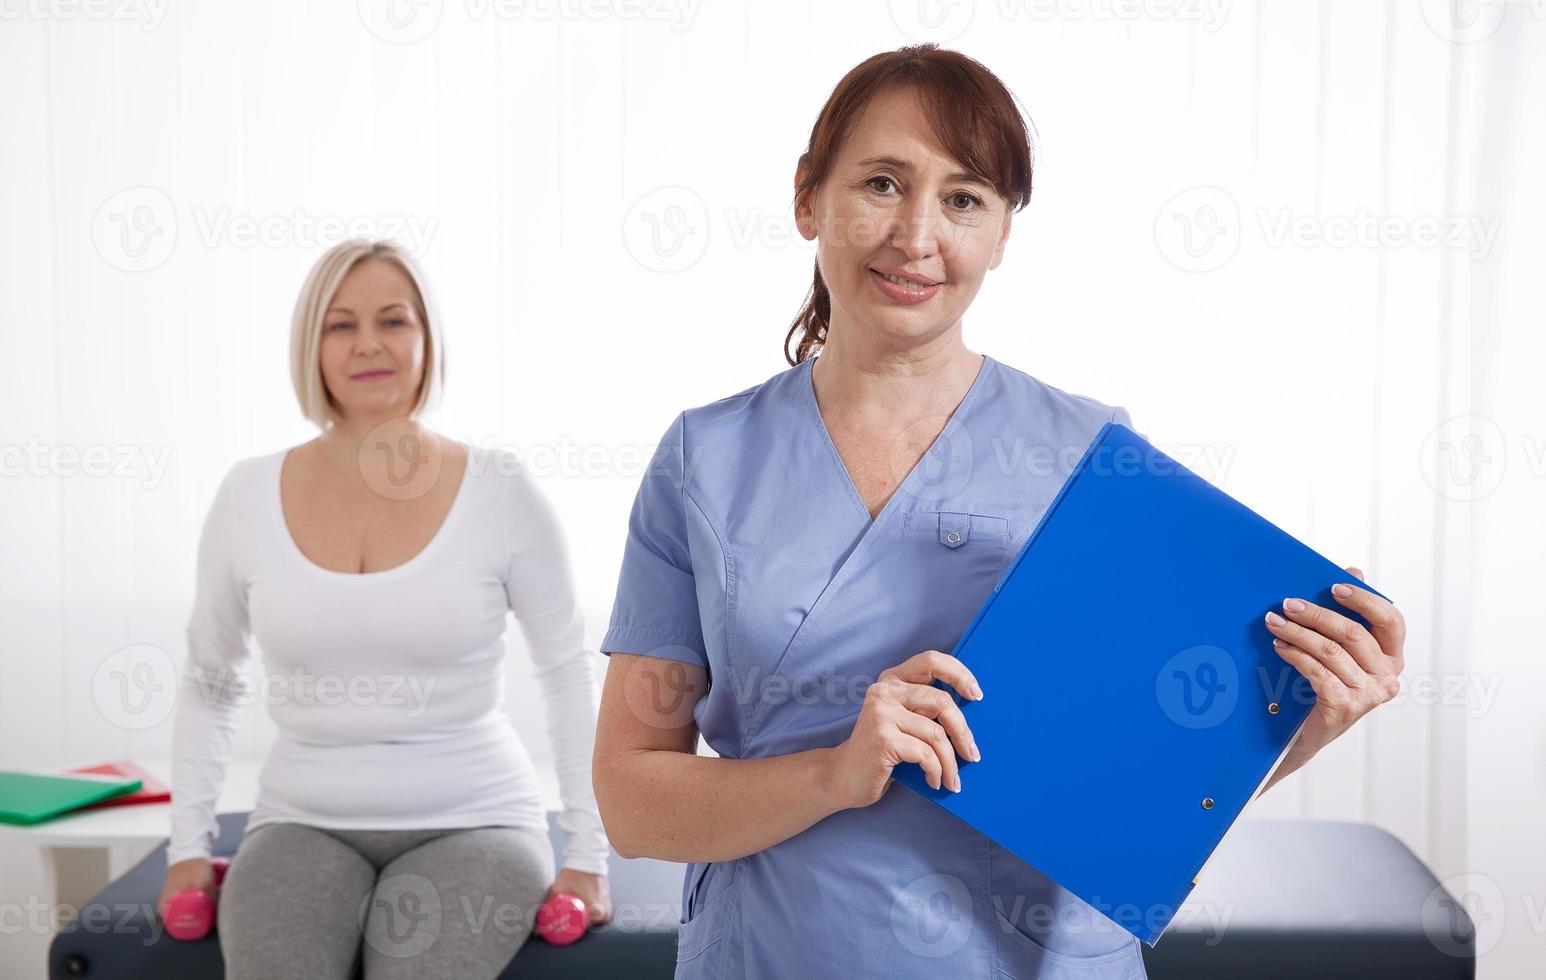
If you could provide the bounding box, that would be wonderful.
[600,410,708,671]
[601,356,1150,980]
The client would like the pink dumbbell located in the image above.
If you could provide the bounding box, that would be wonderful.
[162,856,230,942]
[535,892,588,946]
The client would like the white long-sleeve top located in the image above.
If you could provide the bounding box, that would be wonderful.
[167,446,611,874]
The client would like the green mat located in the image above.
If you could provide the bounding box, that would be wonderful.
[0,771,144,826]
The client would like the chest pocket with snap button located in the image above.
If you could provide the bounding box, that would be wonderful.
[940,512,972,548]
[893,510,1013,599]
[906,511,1014,618]
[916,512,1012,574]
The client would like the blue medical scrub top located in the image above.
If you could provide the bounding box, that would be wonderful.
[601,354,1148,980]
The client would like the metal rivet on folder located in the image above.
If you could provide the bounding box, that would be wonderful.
[1267,702,1281,714]
[1201,797,1215,810]
[946,531,961,544]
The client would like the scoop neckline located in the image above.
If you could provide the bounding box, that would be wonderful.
[270,443,474,582]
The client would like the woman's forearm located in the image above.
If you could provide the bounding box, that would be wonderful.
[167,665,245,865]
[1261,738,1317,796]
[596,745,846,864]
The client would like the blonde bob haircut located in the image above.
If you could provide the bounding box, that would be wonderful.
[289,239,445,430]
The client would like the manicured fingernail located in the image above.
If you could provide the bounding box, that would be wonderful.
[1272,638,1287,648]
[1266,611,1286,627]
[972,685,984,700]
[1332,583,1353,598]
[951,775,962,793]
[970,742,981,762]
[1283,598,1307,613]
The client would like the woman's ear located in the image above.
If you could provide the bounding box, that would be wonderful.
[987,207,1013,271]
[793,164,819,242]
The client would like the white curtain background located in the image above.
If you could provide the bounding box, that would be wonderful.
[2,1,1542,976]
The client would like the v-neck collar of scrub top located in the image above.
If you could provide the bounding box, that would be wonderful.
[738,353,1000,751]
[799,351,997,530]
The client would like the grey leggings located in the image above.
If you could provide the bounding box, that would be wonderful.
[217,821,555,980]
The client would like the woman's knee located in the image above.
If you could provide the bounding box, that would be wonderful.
[361,826,554,980]
[217,823,377,980]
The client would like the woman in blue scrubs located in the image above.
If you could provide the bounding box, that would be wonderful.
[593,44,1408,980]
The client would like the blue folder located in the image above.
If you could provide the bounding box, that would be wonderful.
[893,421,1390,946]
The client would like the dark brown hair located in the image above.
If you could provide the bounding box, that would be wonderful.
[785,44,1037,365]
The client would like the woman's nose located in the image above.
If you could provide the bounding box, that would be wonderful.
[887,201,942,260]
[352,324,385,352]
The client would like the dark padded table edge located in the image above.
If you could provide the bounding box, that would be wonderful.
[1141,818,1475,980]
[49,811,682,980]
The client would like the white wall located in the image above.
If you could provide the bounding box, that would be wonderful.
[2,1,1542,976]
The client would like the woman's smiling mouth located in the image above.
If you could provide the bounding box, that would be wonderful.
[869,266,943,304]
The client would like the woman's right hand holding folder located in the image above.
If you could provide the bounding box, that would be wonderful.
[824,650,984,807]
